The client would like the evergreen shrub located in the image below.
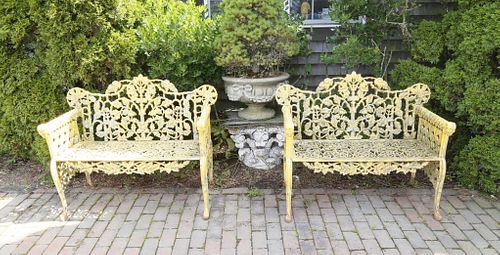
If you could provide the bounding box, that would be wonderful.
[390,1,499,193]
[0,0,138,163]
[138,0,222,91]
[215,0,300,77]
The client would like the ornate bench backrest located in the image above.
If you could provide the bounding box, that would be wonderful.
[275,72,430,140]
[67,75,217,141]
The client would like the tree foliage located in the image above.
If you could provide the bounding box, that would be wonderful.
[215,0,301,77]
[322,0,415,78]
[137,0,221,91]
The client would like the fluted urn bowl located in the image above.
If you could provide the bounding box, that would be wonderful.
[223,72,289,120]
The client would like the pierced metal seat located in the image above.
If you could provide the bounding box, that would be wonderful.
[55,141,200,162]
[293,140,440,162]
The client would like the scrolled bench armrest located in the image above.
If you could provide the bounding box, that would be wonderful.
[196,105,212,156]
[37,109,81,157]
[416,106,456,157]
[194,84,217,134]
[415,106,456,136]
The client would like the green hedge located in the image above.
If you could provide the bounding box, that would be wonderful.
[0,0,138,163]
[390,1,499,193]
[454,135,499,194]
[137,0,221,91]
[0,0,220,164]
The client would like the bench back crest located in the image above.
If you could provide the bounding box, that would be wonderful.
[67,75,217,141]
[275,72,430,140]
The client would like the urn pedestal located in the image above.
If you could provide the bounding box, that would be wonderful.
[223,72,289,120]
[220,106,285,170]
[228,125,284,170]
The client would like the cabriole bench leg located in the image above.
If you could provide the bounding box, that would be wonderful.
[284,159,293,223]
[409,172,416,186]
[208,157,214,185]
[85,172,93,187]
[200,158,210,220]
[433,160,446,221]
[51,160,68,221]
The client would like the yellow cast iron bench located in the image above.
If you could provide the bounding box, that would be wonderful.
[38,75,217,220]
[275,72,456,223]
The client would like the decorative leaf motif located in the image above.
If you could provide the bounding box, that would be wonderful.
[275,72,431,139]
[66,76,217,141]
[303,161,430,176]
[59,160,191,187]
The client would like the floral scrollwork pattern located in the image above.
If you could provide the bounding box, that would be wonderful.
[59,161,190,183]
[66,75,217,141]
[422,162,441,189]
[302,161,430,175]
[275,71,431,140]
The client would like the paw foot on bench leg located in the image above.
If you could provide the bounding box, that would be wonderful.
[433,192,443,221]
[61,209,69,221]
[203,209,210,220]
[433,210,442,221]
[59,197,69,221]
[201,187,210,220]
[433,191,443,221]
[285,214,292,223]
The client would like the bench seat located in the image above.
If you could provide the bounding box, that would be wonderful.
[293,140,440,162]
[55,141,200,162]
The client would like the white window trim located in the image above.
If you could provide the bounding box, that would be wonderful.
[302,19,340,29]
[204,0,211,18]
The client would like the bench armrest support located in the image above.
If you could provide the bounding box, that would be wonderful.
[37,109,81,158]
[282,105,295,157]
[196,104,213,185]
[282,106,294,135]
[196,105,211,134]
[196,105,212,154]
[415,106,456,157]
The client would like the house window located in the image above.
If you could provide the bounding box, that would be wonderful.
[285,0,338,28]
[204,0,339,28]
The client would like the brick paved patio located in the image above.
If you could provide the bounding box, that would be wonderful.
[0,187,498,255]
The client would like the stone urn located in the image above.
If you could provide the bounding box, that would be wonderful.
[223,72,289,120]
